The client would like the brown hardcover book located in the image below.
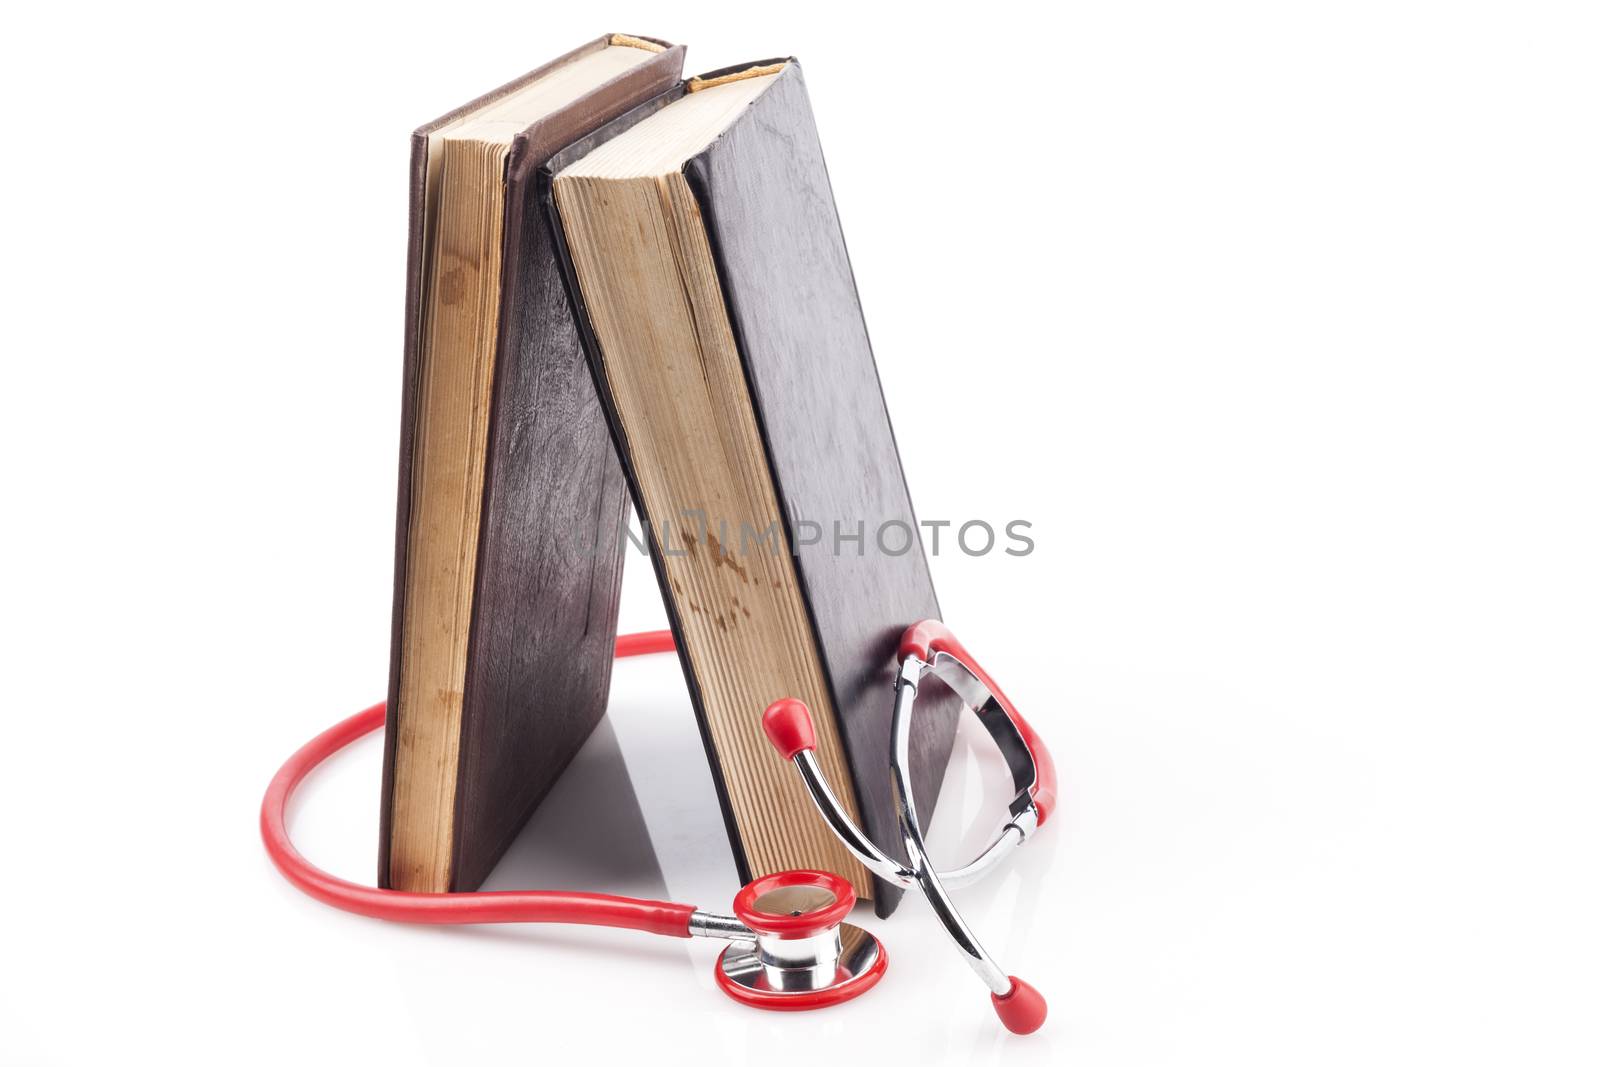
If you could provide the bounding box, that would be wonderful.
[546,61,960,915]
[379,35,685,892]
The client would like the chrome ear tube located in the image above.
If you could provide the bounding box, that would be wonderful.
[762,619,1055,1035]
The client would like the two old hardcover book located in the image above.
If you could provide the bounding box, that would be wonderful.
[380,37,956,915]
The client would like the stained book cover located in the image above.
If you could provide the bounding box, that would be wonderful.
[544,61,960,916]
[378,36,685,892]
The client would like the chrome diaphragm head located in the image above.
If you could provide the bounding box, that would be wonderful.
[710,870,887,1010]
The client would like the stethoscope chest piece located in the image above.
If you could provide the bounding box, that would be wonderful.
[711,870,887,1011]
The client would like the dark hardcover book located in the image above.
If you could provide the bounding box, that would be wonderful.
[379,35,685,893]
[545,60,959,915]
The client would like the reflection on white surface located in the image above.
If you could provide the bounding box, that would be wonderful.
[479,646,747,909]
[479,717,670,901]
[923,706,1029,866]
[923,707,1060,948]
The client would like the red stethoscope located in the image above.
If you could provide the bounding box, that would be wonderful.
[262,620,1055,1034]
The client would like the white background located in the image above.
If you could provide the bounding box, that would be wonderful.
[3,2,1597,1064]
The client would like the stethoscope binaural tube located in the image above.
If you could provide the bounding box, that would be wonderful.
[762,619,1054,1035]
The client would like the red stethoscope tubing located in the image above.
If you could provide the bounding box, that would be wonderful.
[259,628,699,937]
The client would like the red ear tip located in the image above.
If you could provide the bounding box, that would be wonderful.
[991,977,1047,1034]
[897,618,951,663]
[762,698,816,760]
